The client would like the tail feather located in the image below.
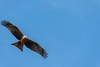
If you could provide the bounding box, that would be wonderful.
[11,41,23,51]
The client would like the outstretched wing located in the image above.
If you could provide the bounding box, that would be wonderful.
[25,39,48,58]
[1,20,24,40]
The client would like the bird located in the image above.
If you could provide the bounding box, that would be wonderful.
[1,20,48,58]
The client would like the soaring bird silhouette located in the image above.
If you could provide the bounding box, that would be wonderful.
[1,20,48,58]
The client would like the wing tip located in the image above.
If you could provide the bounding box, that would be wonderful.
[1,20,11,26]
[43,53,48,59]
[42,50,48,59]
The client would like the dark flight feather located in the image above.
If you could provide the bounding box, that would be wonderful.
[1,20,23,40]
[25,39,48,58]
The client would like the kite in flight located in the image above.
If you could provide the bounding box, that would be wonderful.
[1,20,48,58]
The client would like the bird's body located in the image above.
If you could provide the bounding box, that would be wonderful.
[20,35,28,47]
[1,20,48,58]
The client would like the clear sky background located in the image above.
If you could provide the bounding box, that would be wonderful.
[0,0,100,67]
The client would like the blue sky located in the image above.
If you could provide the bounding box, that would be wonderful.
[0,0,100,67]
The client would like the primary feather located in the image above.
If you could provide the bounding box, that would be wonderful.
[1,20,23,40]
[25,39,48,58]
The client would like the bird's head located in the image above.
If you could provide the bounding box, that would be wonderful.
[22,35,28,39]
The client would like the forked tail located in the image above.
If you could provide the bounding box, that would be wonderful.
[11,41,24,51]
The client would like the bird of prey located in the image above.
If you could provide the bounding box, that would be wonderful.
[1,20,48,58]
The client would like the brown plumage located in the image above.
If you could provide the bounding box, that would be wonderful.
[1,20,48,58]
